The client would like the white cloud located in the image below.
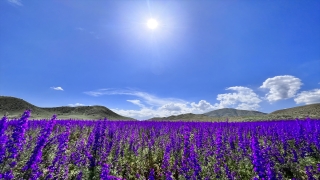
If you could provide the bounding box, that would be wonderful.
[215,86,262,110]
[294,89,320,105]
[190,100,216,112]
[68,103,85,107]
[85,88,218,119]
[127,100,145,108]
[111,108,158,120]
[159,103,183,112]
[84,89,186,106]
[260,75,303,102]
[112,103,189,120]
[50,87,64,91]
[85,88,264,120]
[112,100,219,120]
[8,0,23,6]
[76,27,84,31]
[84,88,193,119]
[84,91,102,96]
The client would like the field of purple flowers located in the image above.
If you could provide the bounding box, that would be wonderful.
[0,110,320,180]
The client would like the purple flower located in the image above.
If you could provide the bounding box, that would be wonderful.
[165,172,173,180]
[0,116,8,164]
[292,149,298,163]
[251,136,266,179]
[189,143,201,179]
[76,171,83,180]
[281,135,288,156]
[180,127,191,179]
[161,145,171,172]
[215,129,223,160]
[136,173,140,179]
[229,136,235,151]
[225,165,234,180]
[3,170,14,179]
[4,110,30,179]
[149,168,155,180]
[214,163,221,178]
[195,129,203,149]
[305,166,315,180]
[266,162,276,180]
[22,115,56,179]
[88,122,101,179]
[100,163,110,179]
[6,110,30,159]
[46,122,70,179]
[237,128,247,155]
[70,138,87,167]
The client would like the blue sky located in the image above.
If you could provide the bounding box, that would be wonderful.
[1,0,320,120]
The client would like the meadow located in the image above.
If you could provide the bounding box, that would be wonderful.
[0,110,319,180]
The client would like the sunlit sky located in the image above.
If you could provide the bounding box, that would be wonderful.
[1,0,320,120]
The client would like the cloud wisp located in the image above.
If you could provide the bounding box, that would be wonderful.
[8,0,23,6]
[75,27,101,39]
[50,87,64,91]
[127,100,145,108]
[68,103,85,107]
[75,27,84,31]
[84,89,187,107]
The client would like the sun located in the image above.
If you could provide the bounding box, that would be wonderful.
[147,19,158,29]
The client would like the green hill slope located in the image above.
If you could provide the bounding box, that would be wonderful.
[0,96,135,120]
[148,104,320,122]
[203,108,267,117]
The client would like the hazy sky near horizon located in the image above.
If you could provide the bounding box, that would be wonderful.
[1,0,320,120]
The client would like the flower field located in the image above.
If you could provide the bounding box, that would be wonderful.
[0,110,320,180]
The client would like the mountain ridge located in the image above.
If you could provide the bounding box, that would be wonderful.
[1,96,320,121]
[0,96,135,120]
[148,103,320,121]
[203,108,267,117]
[149,113,211,121]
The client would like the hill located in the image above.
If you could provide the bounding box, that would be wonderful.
[203,108,266,117]
[268,103,320,119]
[148,113,214,121]
[148,104,320,122]
[1,96,319,122]
[0,96,135,120]
[149,108,267,122]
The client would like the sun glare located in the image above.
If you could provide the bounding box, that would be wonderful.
[147,19,158,29]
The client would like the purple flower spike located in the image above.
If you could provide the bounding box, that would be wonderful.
[22,116,56,179]
[7,110,30,159]
[149,168,155,180]
[251,136,266,179]
[0,116,8,164]
[76,171,83,180]
[161,145,171,172]
[46,122,71,179]
[305,166,315,180]
[100,163,110,179]
[4,110,30,179]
